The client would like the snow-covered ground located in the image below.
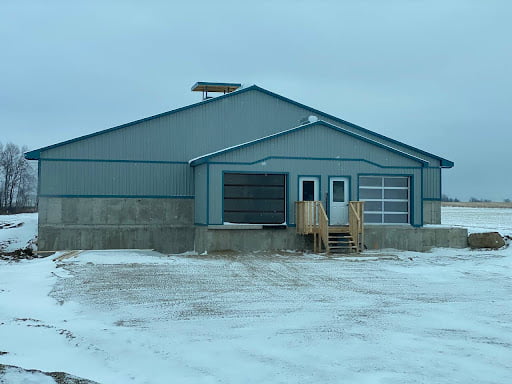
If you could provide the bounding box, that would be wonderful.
[442,206,512,235]
[0,208,511,383]
[0,213,37,254]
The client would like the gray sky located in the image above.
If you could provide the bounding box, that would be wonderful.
[1,0,511,201]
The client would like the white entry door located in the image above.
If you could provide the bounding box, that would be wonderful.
[329,177,349,225]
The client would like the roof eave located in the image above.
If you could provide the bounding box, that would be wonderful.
[24,150,40,160]
[441,159,454,168]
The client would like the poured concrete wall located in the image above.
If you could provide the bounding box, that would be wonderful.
[194,226,310,253]
[423,200,442,224]
[38,197,464,254]
[38,197,195,253]
[195,225,467,253]
[364,225,467,251]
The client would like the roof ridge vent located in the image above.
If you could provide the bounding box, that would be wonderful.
[191,82,242,100]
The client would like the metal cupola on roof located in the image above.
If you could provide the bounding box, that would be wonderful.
[191,82,241,100]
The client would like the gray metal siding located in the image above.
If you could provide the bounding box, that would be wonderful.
[422,167,441,200]
[41,90,320,162]
[205,159,422,226]
[40,89,445,165]
[37,88,442,205]
[193,164,207,224]
[40,160,193,197]
[209,125,421,169]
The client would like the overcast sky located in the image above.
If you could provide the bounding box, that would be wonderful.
[1,0,511,201]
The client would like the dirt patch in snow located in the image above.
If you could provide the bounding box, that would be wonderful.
[0,364,101,384]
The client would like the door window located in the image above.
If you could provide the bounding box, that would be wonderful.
[332,181,345,202]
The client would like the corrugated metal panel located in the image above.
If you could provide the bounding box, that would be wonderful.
[40,89,444,165]
[422,167,441,200]
[193,164,207,224]
[40,160,193,197]
[206,158,422,226]
[38,88,443,201]
[41,90,317,161]
[209,125,421,169]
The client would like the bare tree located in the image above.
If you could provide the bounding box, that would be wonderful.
[0,142,36,211]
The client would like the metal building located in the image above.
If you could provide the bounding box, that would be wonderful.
[25,83,466,253]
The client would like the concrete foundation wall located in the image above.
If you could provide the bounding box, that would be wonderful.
[194,226,310,253]
[423,200,442,224]
[364,225,467,252]
[195,225,468,253]
[38,197,466,254]
[38,197,195,253]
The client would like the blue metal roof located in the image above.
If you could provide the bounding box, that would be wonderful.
[188,120,430,167]
[24,84,454,168]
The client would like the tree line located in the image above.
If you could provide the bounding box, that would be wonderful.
[0,142,37,213]
[442,194,511,203]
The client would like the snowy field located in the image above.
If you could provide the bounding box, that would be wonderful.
[0,208,511,383]
[0,213,37,254]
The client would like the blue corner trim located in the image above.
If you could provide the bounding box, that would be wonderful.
[189,120,429,167]
[24,85,454,168]
[206,163,210,225]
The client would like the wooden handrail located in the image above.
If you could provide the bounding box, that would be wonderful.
[317,202,329,252]
[296,200,364,253]
[348,201,365,252]
[295,201,329,252]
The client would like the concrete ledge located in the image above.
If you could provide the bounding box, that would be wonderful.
[195,227,309,253]
[364,225,468,252]
[195,225,468,253]
[208,224,263,230]
[38,225,195,254]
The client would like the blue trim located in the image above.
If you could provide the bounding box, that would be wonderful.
[424,198,442,201]
[327,175,351,223]
[248,86,453,168]
[39,194,194,199]
[190,120,429,167]
[194,223,209,227]
[206,163,210,225]
[205,156,423,170]
[415,172,420,226]
[297,175,321,202]
[24,85,453,168]
[24,86,259,160]
[37,159,41,198]
[438,167,442,200]
[40,158,188,165]
[285,173,290,225]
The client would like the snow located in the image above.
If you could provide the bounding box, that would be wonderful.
[442,206,512,235]
[1,208,512,383]
[0,213,37,252]
[1,366,56,384]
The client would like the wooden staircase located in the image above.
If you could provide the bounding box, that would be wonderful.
[296,201,364,254]
[328,227,358,253]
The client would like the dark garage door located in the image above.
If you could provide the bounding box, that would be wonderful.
[223,173,286,224]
